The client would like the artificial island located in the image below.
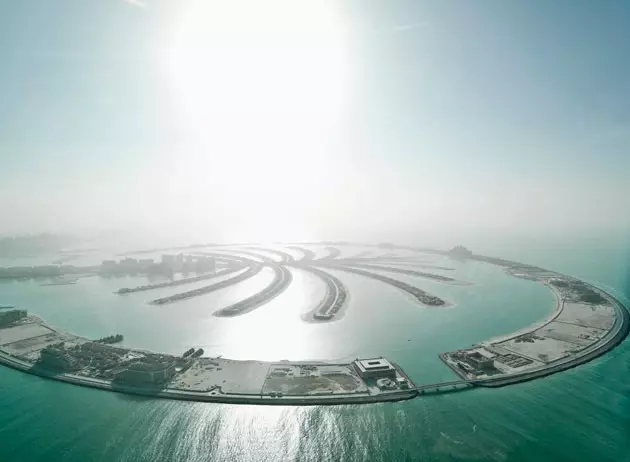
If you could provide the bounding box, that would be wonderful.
[0,243,627,405]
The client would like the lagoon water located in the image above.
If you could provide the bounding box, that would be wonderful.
[0,239,629,461]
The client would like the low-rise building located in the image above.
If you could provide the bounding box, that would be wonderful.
[376,377,397,390]
[466,352,495,370]
[353,358,397,379]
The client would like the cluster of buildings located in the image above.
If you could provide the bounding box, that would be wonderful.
[39,342,128,375]
[39,343,82,371]
[38,341,180,386]
[0,265,76,279]
[445,349,499,378]
[100,254,214,276]
[0,253,215,282]
[0,309,27,328]
[550,278,608,305]
[114,358,176,385]
[447,245,473,259]
[353,358,410,390]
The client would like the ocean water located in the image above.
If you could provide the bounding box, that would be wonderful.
[0,239,629,462]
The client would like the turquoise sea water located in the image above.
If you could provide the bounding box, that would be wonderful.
[0,239,629,461]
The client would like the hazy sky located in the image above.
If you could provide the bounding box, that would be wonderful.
[1,0,629,243]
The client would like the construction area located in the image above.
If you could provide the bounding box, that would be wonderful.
[0,309,416,404]
[441,266,623,382]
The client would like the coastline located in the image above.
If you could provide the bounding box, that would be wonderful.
[440,260,629,388]
[474,287,630,387]
[482,281,565,346]
[0,245,628,405]
[0,349,418,405]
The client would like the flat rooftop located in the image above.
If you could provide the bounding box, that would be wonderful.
[356,358,394,370]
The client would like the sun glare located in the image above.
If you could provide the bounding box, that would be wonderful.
[160,0,348,239]
[166,0,347,122]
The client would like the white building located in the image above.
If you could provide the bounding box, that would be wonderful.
[353,358,397,379]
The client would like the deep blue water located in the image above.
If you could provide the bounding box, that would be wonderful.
[0,238,629,462]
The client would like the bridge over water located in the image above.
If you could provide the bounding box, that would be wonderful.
[411,380,473,394]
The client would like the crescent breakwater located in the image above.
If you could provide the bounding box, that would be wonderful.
[0,244,627,405]
[439,250,630,387]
